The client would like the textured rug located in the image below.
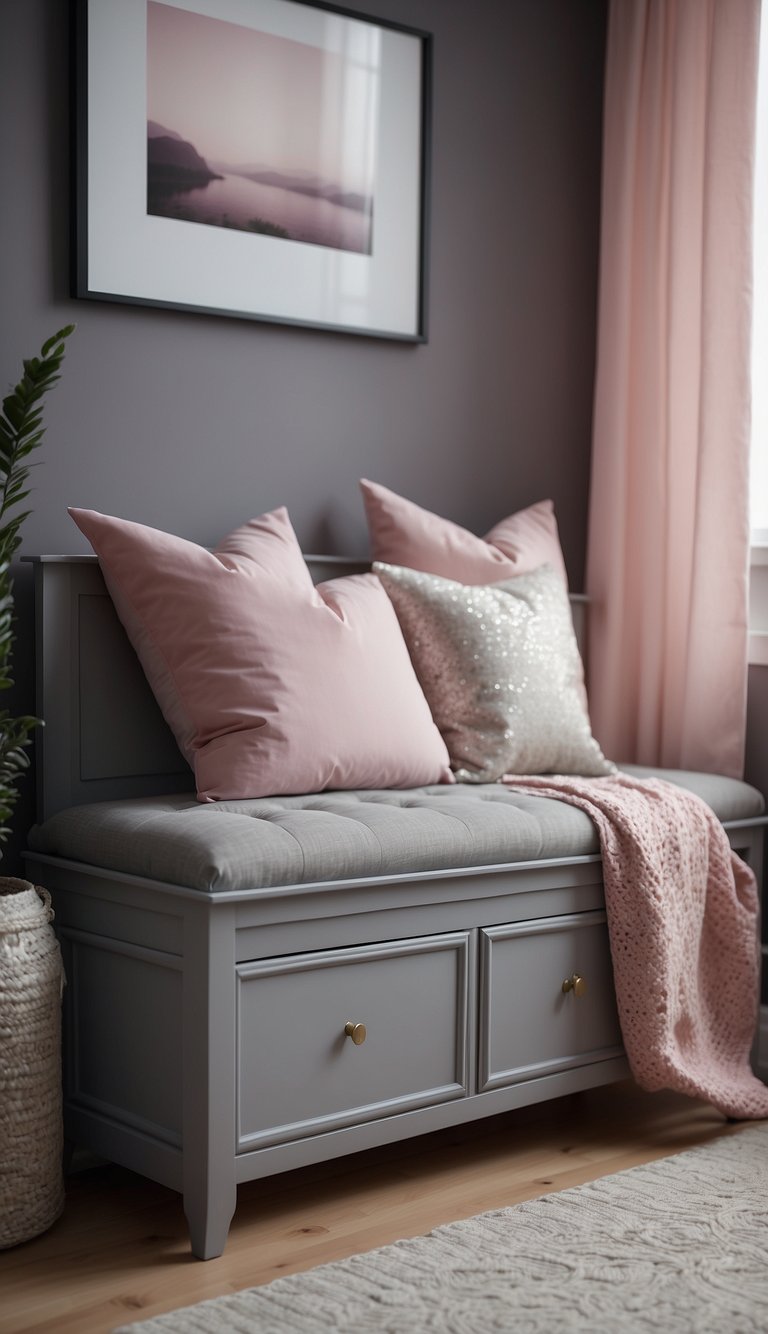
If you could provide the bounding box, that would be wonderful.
[116,1125,768,1334]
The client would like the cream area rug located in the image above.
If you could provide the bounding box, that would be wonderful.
[116,1125,768,1334]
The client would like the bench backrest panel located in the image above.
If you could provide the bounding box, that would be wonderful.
[28,555,586,822]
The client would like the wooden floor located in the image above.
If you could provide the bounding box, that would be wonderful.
[0,1079,749,1334]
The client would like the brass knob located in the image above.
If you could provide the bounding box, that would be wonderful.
[562,973,587,998]
[344,1021,367,1045]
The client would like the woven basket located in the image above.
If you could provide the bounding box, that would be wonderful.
[0,877,65,1248]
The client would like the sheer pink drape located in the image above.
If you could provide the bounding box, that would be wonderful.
[587,0,760,778]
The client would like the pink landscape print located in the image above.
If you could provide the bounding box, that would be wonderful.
[146,1,377,253]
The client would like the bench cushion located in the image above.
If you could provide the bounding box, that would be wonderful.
[27,767,764,895]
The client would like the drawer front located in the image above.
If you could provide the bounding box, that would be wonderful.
[237,932,473,1150]
[479,912,623,1091]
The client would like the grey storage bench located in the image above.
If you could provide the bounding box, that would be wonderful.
[23,555,767,1259]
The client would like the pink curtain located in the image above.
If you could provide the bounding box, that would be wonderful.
[587,0,760,779]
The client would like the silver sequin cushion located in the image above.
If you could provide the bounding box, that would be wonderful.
[374,561,615,782]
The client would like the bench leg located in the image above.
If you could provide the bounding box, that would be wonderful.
[182,902,238,1260]
[184,1171,237,1260]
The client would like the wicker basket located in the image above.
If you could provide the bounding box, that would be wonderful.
[0,877,65,1248]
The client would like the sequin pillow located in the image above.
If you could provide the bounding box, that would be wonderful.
[374,561,614,781]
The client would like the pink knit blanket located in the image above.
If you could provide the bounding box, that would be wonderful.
[502,771,768,1119]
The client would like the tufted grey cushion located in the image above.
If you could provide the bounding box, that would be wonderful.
[27,768,763,895]
[620,766,764,823]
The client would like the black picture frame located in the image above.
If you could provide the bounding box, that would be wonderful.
[72,0,431,341]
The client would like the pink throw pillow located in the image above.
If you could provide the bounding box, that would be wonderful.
[69,506,453,801]
[360,479,569,587]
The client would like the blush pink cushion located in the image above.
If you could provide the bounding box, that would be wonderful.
[69,507,453,802]
[360,479,569,587]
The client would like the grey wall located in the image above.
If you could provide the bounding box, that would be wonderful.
[0,0,607,868]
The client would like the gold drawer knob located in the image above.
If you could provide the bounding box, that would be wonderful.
[344,1021,367,1045]
[562,973,587,998]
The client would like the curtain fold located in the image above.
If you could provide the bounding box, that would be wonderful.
[587,0,760,778]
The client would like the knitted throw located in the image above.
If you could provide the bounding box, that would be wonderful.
[502,772,768,1119]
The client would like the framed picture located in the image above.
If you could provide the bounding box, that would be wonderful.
[73,0,431,340]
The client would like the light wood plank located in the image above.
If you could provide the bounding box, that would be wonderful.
[0,1080,746,1334]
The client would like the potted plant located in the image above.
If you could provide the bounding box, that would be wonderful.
[0,324,74,1249]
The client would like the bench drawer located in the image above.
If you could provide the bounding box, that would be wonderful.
[237,932,472,1150]
[479,912,623,1091]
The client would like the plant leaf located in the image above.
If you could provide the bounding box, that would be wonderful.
[0,322,74,853]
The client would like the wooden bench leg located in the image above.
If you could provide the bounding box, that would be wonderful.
[184,1171,237,1260]
[182,902,238,1260]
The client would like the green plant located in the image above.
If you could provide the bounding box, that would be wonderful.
[0,325,74,844]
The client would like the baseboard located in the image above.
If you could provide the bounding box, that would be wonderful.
[66,1146,107,1175]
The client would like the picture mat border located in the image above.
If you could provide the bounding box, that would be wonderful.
[72,0,432,341]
